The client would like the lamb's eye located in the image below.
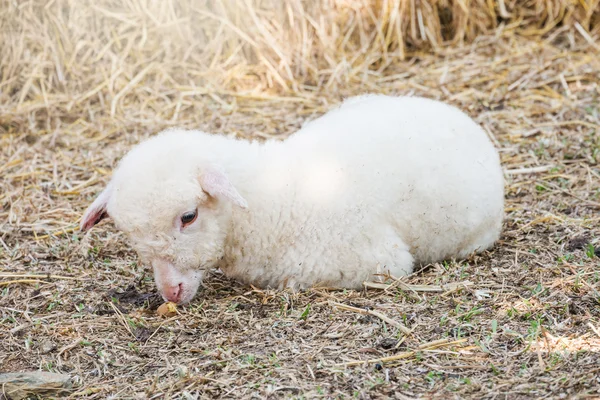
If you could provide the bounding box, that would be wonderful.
[181,210,197,227]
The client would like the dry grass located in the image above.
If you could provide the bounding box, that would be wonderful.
[1,1,600,399]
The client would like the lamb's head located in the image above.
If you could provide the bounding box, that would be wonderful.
[79,131,248,304]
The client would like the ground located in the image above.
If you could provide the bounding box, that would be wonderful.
[1,18,600,400]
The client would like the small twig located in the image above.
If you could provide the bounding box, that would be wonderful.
[533,120,600,129]
[422,363,490,370]
[143,319,178,346]
[336,338,469,367]
[10,324,31,334]
[535,178,600,209]
[328,301,411,334]
[0,274,86,281]
[536,327,546,371]
[504,165,555,175]
[188,375,230,386]
[108,302,137,339]
[0,279,45,286]
[310,288,341,301]
[363,280,474,293]
[588,322,600,339]
[575,22,600,52]
[57,338,84,357]
[34,226,79,240]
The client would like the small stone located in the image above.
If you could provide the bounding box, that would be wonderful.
[0,371,71,400]
[40,341,56,354]
[23,134,38,145]
[566,234,590,251]
[378,338,398,349]
[176,365,189,378]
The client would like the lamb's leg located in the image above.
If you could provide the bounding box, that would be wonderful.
[368,226,414,283]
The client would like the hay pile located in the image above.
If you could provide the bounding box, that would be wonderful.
[1,1,600,399]
[2,1,599,107]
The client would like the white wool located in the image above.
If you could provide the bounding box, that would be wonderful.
[81,94,505,304]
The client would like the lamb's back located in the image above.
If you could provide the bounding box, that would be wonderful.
[282,95,504,261]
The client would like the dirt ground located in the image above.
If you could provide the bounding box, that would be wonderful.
[2,2,600,399]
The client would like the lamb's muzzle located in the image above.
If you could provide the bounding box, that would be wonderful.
[150,259,204,304]
[79,94,505,304]
[163,283,182,303]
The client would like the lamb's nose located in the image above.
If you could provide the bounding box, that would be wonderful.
[163,283,182,303]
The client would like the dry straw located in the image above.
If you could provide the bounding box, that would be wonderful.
[1,0,599,109]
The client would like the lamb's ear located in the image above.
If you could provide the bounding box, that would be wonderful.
[199,166,248,209]
[80,183,113,232]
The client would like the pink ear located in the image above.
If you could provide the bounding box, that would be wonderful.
[199,166,248,209]
[80,183,113,231]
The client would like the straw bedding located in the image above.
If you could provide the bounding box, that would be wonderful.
[1,1,600,398]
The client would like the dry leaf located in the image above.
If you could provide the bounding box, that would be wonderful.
[157,302,177,317]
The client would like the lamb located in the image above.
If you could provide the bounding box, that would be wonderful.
[80,94,505,304]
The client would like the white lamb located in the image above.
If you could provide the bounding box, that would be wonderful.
[80,94,504,304]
